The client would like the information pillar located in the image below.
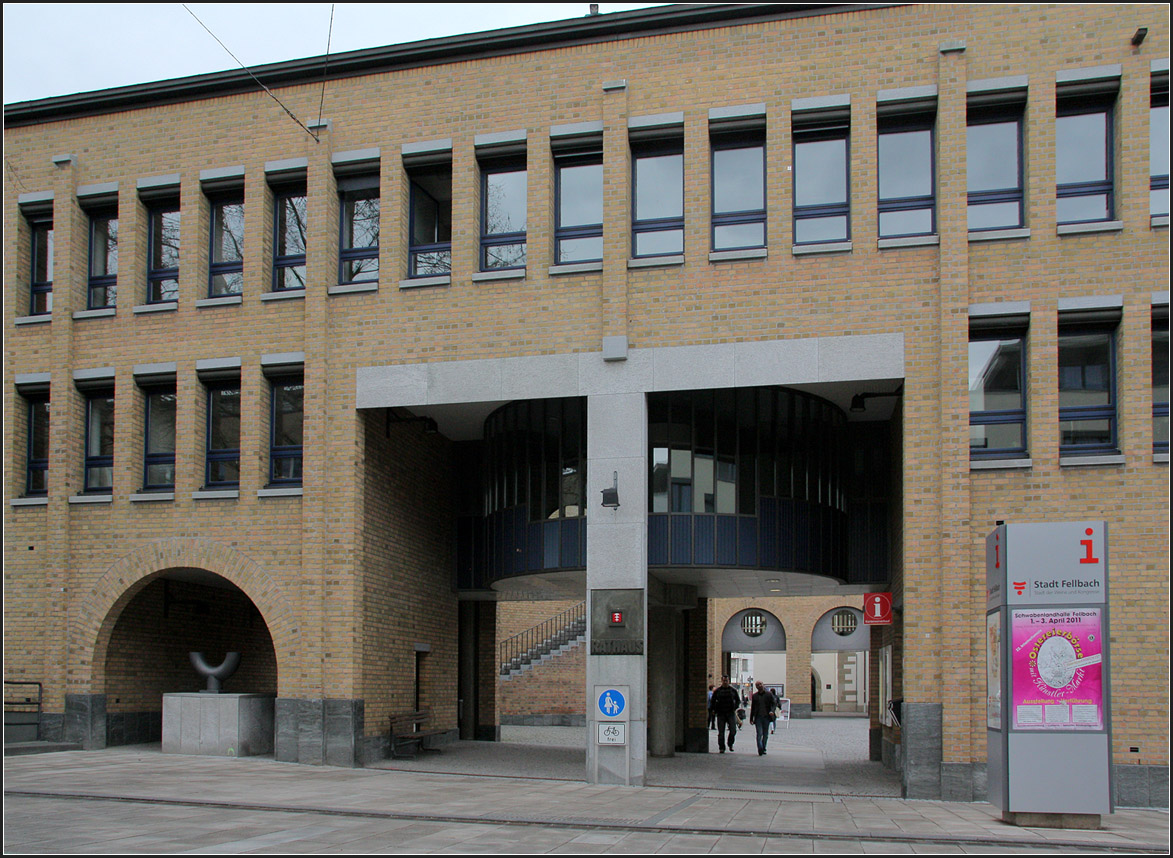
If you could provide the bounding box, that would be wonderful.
[985,521,1113,827]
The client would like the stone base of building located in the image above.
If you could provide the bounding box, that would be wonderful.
[1114,764,1169,809]
[109,711,162,746]
[942,762,987,802]
[901,702,943,799]
[64,694,107,749]
[162,693,274,757]
[275,698,364,767]
[788,703,812,719]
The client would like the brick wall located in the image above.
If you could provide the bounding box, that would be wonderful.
[2,4,1166,780]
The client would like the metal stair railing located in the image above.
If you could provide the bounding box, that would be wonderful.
[499,601,586,676]
[4,680,42,742]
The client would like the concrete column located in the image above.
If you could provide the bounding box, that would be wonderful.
[647,605,677,756]
[585,391,647,785]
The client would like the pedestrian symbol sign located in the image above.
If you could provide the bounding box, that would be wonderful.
[598,689,625,718]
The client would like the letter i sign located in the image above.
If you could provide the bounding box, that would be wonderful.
[864,593,893,625]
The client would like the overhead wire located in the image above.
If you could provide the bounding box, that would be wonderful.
[182,4,321,142]
[316,5,335,130]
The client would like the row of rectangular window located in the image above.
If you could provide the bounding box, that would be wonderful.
[21,81,1169,314]
[969,316,1169,460]
[22,375,303,498]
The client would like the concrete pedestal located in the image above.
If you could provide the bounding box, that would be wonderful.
[162,693,275,757]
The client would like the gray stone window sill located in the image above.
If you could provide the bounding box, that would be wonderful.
[73,307,116,320]
[549,262,603,276]
[1154,452,1169,464]
[1059,454,1125,468]
[328,282,378,296]
[1057,220,1124,236]
[69,494,113,504]
[130,492,175,502]
[192,489,240,500]
[968,228,1031,243]
[15,314,51,326]
[399,275,451,290]
[11,496,48,507]
[134,302,178,315]
[195,295,243,308]
[261,289,306,302]
[792,241,852,256]
[970,458,1033,471]
[1152,215,1169,228]
[472,269,526,283]
[878,235,939,250]
[258,486,303,497]
[628,255,684,269]
[709,248,767,262]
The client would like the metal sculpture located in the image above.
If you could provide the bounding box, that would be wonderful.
[189,651,241,693]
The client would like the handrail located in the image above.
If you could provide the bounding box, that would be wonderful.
[4,681,43,742]
[499,601,586,675]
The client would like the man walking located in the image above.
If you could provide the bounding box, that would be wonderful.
[750,680,776,755]
[709,675,740,753]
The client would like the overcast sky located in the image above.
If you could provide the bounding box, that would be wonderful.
[3,3,663,105]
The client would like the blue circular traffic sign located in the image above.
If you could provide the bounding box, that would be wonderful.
[598,689,626,718]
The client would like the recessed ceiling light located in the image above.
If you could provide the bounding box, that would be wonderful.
[769,588,782,592]
[766,578,780,583]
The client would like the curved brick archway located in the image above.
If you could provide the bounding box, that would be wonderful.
[77,538,296,697]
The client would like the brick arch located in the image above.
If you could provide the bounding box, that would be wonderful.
[78,538,296,695]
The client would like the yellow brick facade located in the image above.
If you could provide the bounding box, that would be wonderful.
[3,5,1168,802]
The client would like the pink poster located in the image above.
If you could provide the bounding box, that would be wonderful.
[1010,608,1103,731]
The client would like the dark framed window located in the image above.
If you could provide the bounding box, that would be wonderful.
[969,331,1027,458]
[28,216,53,315]
[205,383,241,488]
[1058,326,1117,455]
[481,161,527,270]
[25,395,49,496]
[878,114,935,238]
[1154,316,1169,454]
[208,194,245,297]
[793,121,849,244]
[967,105,1023,231]
[84,391,115,493]
[1151,85,1169,217]
[554,153,603,263]
[338,179,379,284]
[273,187,307,291]
[1056,95,1114,224]
[147,204,181,303]
[143,386,176,490]
[88,210,118,309]
[409,167,452,276]
[632,141,684,257]
[269,376,304,486]
[711,132,766,250]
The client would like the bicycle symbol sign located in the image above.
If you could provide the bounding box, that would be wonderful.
[598,689,626,718]
[597,721,626,745]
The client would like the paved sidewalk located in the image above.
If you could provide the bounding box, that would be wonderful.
[4,741,1167,854]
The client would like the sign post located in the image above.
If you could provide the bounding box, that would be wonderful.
[986,521,1113,828]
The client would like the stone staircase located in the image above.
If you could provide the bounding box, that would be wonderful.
[499,602,586,679]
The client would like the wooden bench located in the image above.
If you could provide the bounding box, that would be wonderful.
[389,709,446,758]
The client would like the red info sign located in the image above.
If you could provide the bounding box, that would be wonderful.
[863,592,893,625]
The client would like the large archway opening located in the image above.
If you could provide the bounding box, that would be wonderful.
[100,569,277,746]
[810,606,869,715]
[721,607,787,714]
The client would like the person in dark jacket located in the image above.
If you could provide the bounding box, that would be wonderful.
[708,675,740,753]
[749,680,776,755]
